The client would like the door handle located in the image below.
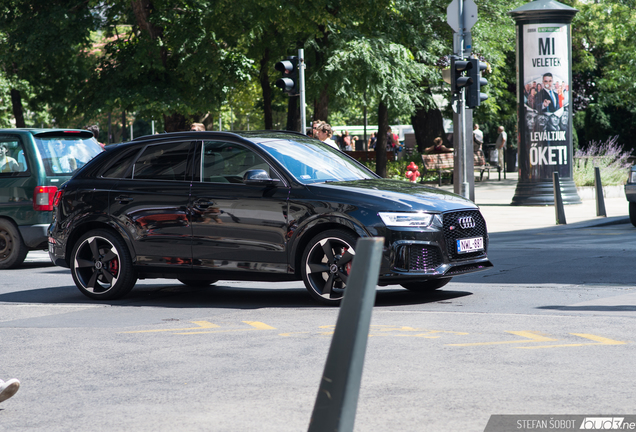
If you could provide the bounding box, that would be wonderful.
[194,199,214,209]
[115,195,134,203]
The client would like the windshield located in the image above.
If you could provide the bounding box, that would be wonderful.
[34,136,103,176]
[255,138,375,184]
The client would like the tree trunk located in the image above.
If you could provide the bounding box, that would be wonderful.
[10,89,25,128]
[259,49,273,130]
[411,89,448,153]
[313,83,329,123]
[286,96,299,131]
[122,110,127,141]
[163,113,187,132]
[376,100,389,178]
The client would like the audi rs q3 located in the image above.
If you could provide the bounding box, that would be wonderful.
[48,131,493,305]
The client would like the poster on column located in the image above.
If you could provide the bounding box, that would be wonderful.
[522,23,570,180]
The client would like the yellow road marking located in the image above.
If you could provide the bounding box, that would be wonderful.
[517,333,627,349]
[446,331,557,346]
[120,321,220,334]
[244,321,276,330]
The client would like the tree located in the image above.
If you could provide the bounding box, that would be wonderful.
[0,0,97,126]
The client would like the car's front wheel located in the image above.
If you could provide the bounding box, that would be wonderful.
[400,277,452,292]
[301,229,358,305]
[70,229,137,300]
[629,202,636,227]
[0,219,28,269]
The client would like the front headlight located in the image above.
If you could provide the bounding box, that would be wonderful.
[378,212,437,227]
[629,170,636,183]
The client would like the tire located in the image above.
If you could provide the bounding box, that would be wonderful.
[0,219,28,269]
[400,277,452,292]
[301,229,358,305]
[70,229,137,300]
[178,279,218,288]
[630,202,636,227]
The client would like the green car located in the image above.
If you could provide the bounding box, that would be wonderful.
[0,129,103,268]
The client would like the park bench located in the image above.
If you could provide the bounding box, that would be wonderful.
[421,151,497,186]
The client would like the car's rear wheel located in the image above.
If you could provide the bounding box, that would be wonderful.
[177,278,218,288]
[630,202,636,227]
[301,229,358,306]
[400,277,452,292]
[70,229,137,300]
[0,219,28,269]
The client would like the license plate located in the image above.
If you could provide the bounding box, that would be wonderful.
[457,237,484,253]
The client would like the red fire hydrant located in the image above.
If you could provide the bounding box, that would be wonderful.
[405,162,420,183]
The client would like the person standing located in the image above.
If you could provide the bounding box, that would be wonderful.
[496,126,507,170]
[314,122,338,149]
[473,124,484,152]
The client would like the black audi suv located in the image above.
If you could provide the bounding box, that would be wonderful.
[48,131,492,305]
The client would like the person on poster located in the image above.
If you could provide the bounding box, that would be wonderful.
[539,72,560,113]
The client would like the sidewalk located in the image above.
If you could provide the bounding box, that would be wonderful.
[436,172,630,233]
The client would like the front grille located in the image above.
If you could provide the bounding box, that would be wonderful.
[443,210,488,261]
[394,244,443,272]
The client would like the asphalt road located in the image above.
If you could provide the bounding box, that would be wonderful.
[1,219,635,432]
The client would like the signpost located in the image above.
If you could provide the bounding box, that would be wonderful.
[447,0,479,201]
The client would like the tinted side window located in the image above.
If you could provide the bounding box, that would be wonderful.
[102,148,140,178]
[133,142,191,181]
[0,135,28,175]
[201,141,277,183]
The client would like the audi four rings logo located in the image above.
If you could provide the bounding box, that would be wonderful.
[458,216,475,229]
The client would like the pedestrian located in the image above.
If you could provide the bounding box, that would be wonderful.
[343,131,351,151]
[368,132,377,150]
[424,137,453,154]
[85,124,105,149]
[496,126,507,170]
[190,123,205,131]
[0,378,20,403]
[473,123,484,152]
[313,122,338,149]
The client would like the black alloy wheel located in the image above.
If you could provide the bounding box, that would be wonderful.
[0,219,28,269]
[400,277,452,292]
[301,229,357,305]
[71,229,137,300]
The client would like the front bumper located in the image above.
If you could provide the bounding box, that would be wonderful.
[377,208,493,283]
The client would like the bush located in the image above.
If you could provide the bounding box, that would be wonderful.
[573,136,632,186]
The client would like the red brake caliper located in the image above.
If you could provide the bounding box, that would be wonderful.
[108,256,119,276]
[344,247,352,275]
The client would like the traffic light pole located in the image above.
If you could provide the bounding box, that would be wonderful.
[298,49,307,134]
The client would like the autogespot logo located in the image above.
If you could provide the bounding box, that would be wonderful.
[580,417,627,429]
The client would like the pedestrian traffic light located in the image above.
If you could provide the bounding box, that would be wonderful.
[466,58,488,108]
[275,56,298,95]
[451,56,473,94]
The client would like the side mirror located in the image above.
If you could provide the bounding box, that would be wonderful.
[243,169,280,186]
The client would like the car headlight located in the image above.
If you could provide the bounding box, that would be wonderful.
[378,212,438,227]
[630,170,636,183]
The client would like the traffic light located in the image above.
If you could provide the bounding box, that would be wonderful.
[450,56,473,94]
[466,58,488,108]
[274,56,298,95]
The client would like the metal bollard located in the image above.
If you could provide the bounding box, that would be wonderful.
[307,237,384,432]
[594,166,607,217]
[553,172,567,225]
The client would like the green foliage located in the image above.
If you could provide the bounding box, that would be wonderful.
[573,136,632,186]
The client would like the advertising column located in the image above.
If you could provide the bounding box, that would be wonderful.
[509,0,581,206]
